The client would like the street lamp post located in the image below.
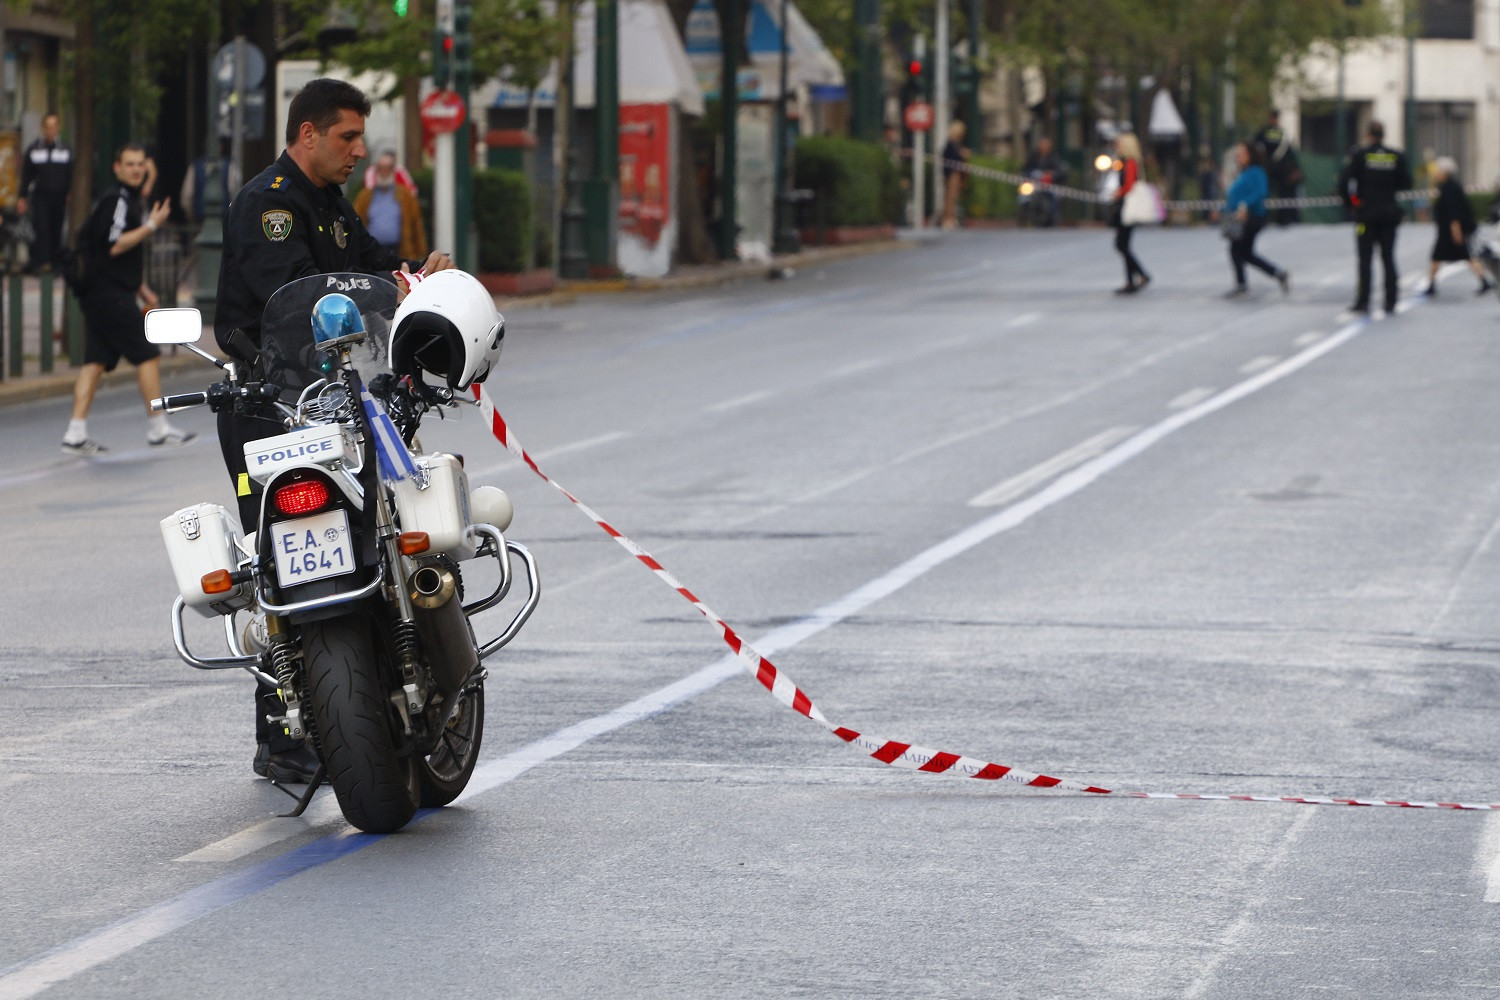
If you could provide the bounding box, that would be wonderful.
[771,0,800,255]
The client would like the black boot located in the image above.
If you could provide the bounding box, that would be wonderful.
[253,741,321,783]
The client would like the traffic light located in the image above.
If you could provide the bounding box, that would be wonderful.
[452,1,473,83]
[953,60,979,98]
[904,56,926,104]
[432,28,452,87]
[393,0,408,15]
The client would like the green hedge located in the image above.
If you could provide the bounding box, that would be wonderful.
[473,169,532,272]
[410,166,534,272]
[794,136,903,227]
[964,154,1021,220]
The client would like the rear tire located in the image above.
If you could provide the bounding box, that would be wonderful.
[302,614,419,833]
[418,683,484,807]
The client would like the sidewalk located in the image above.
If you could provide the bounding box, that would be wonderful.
[0,239,909,410]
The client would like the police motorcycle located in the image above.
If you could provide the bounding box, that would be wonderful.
[147,270,538,834]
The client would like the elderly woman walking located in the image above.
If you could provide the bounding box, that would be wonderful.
[1422,156,1491,296]
[1221,141,1290,299]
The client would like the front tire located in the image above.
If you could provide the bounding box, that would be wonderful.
[302,614,420,833]
[418,683,484,807]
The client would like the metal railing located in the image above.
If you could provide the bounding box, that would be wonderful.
[1,223,201,382]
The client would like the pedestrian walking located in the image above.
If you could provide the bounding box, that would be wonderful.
[1337,121,1412,316]
[60,143,192,456]
[939,120,968,230]
[1109,132,1150,294]
[18,112,73,273]
[1421,156,1491,297]
[353,150,428,259]
[1252,110,1303,226]
[1220,142,1290,299]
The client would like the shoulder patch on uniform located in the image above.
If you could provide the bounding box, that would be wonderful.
[262,209,292,241]
[267,175,285,191]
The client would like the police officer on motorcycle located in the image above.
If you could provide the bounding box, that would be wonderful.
[216,77,453,782]
[1337,120,1412,316]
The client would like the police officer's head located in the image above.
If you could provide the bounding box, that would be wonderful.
[286,78,372,188]
[1367,120,1385,145]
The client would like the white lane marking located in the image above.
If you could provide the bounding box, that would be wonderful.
[1316,272,1344,288]
[175,800,343,864]
[832,357,892,378]
[0,308,1382,1000]
[533,430,631,461]
[704,389,774,414]
[1168,387,1216,411]
[968,426,1138,508]
[1183,809,1317,998]
[1005,311,1042,328]
[1479,811,1500,902]
[1293,331,1324,348]
[1239,355,1281,375]
[467,430,630,479]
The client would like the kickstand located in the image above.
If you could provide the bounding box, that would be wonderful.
[271,763,328,818]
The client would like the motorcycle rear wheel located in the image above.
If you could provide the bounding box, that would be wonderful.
[418,684,484,807]
[302,614,420,833]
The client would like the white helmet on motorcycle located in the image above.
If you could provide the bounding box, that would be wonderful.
[388,270,504,390]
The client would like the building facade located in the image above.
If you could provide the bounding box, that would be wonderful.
[1292,0,1500,189]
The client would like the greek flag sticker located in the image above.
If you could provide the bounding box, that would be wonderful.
[360,388,418,483]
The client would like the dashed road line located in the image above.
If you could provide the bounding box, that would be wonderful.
[968,425,1138,508]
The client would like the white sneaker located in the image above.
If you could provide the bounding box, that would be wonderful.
[148,426,197,448]
[61,438,107,456]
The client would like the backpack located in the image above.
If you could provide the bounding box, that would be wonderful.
[59,208,96,296]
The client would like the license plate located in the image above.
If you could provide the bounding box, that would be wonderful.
[272,510,355,587]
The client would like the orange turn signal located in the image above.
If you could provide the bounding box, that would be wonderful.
[398,531,431,555]
[201,569,234,594]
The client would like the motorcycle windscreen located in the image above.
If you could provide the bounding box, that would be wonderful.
[259,272,399,401]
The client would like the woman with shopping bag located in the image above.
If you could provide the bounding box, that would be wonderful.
[1219,142,1290,299]
[1109,133,1153,294]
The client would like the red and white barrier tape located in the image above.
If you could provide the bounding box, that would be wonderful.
[931,153,1460,213]
[471,385,1500,811]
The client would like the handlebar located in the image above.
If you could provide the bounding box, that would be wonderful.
[151,391,210,413]
[150,382,282,414]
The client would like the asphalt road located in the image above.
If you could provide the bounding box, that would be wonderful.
[4,223,1500,998]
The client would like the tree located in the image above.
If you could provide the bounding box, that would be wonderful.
[36,0,233,231]
[288,0,568,164]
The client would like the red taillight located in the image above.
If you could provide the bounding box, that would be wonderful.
[273,479,331,516]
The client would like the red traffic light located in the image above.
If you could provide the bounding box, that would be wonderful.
[908,59,923,77]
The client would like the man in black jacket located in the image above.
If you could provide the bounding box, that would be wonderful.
[1337,121,1413,315]
[215,77,451,524]
[216,77,451,783]
[18,112,73,272]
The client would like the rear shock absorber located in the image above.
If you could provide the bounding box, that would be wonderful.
[391,618,425,729]
[266,617,307,742]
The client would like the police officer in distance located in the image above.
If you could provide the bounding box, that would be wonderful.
[1337,120,1412,316]
[1251,109,1303,226]
[216,77,452,784]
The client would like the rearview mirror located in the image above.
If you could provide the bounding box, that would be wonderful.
[144,307,205,345]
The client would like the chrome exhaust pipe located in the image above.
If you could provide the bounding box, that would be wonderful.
[408,565,477,693]
[409,565,456,609]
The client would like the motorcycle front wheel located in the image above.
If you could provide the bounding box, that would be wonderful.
[418,683,484,807]
[302,614,420,833]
